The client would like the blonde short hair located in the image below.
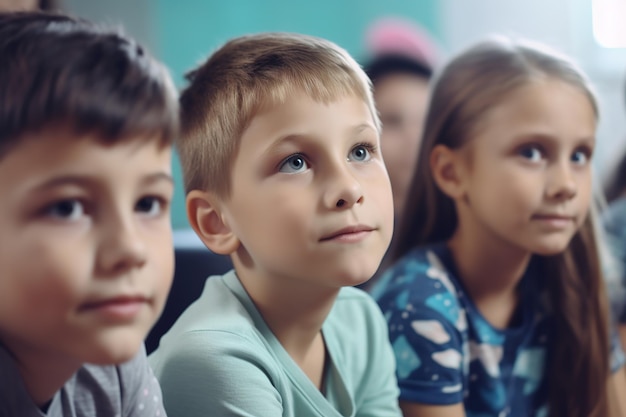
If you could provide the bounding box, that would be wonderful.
[178,32,379,196]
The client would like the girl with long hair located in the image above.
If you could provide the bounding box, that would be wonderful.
[372,36,626,417]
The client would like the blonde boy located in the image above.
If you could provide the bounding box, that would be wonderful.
[149,33,401,416]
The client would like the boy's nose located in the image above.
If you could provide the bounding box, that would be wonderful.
[324,165,365,209]
[97,215,147,276]
[335,194,364,208]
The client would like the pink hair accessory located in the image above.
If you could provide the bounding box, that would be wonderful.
[365,17,440,66]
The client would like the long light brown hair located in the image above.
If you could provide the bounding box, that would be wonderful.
[392,36,612,417]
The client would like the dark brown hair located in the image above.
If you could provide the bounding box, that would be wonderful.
[0,11,178,157]
[393,36,612,417]
[364,53,433,85]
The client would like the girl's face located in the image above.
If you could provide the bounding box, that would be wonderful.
[452,78,596,255]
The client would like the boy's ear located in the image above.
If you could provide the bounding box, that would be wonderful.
[186,190,240,255]
[430,144,467,200]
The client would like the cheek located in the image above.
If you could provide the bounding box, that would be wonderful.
[381,192,395,234]
[366,166,394,216]
[575,173,593,211]
[143,225,175,301]
[232,188,311,242]
[468,165,536,212]
[158,249,174,296]
[0,216,88,319]
[474,159,530,191]
[0,245,84,321]
[577,169,593,193]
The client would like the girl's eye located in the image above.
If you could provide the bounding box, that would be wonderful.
[571,150,590,166]
[45,199,85,221]
[349,144,373,162]
[519,145,543,162]
[136,196,164,217]
[279,154,308,173]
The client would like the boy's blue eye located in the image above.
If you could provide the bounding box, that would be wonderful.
[571,150,589,166]
[136,196,163,216]
[349,145,372,162]
[279,154,308,173]
[519,146,543,162]
[46,199,85,221]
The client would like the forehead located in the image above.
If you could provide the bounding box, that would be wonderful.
[241,92,376,146]
[471,79,596,143]
[0,130,171,185]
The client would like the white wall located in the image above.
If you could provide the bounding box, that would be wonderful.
[438,0,626,182]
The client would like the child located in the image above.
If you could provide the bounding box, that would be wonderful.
[364,54,432,230]
[148,32,402,416]
[362,16,437,225]
[0,12,178,416]
[371,36,626,417]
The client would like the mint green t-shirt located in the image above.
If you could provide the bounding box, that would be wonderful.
[149,270,401,417]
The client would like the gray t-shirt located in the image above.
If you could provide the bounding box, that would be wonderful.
[0,345,166,417]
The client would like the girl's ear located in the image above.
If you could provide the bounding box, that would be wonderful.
[430,144,467,200]
[186,190,240,255]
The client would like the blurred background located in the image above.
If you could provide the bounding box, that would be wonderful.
[44,0,626,228]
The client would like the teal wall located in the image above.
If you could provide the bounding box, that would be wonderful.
[154,0,440,228]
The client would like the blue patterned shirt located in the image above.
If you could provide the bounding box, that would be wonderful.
[372,243,557,417]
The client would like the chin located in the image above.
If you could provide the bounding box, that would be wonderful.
[84,335,144,365]
[90,348,140,366]
[531,240,571,257]
[344,274,372,288]
[335,264,379,287]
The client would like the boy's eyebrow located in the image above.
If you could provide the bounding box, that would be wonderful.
[140,172,175,186]
[352,123,378,134]
[31,172,174,191]
[269,123,378,146]
[32,176,103,191]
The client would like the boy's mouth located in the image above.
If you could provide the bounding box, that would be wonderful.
[320,225,375,242]
[79,295,151,321]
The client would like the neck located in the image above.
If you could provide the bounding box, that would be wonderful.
[233,259,338,362]
[448,219,532,329]
[2,340,81,408]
